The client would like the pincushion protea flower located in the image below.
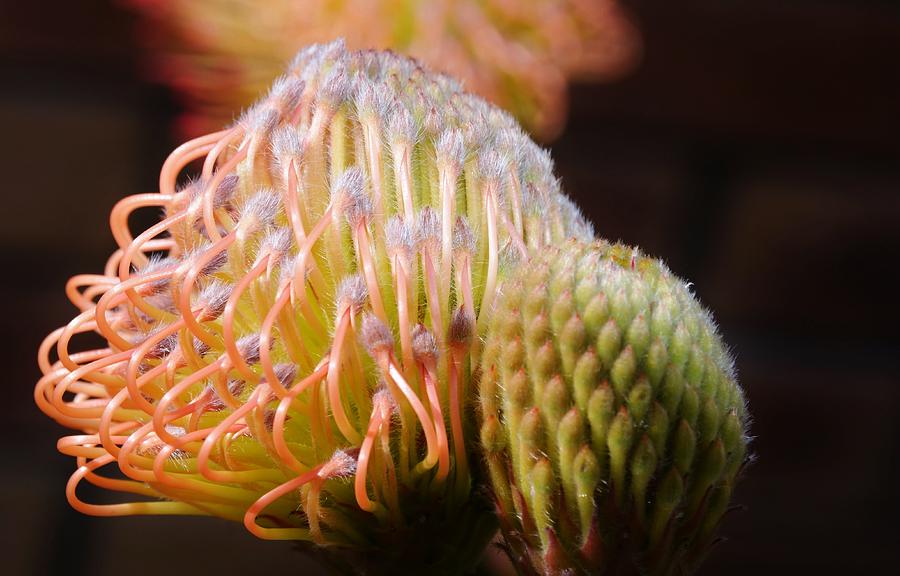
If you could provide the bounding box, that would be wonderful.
[126,0,640,140]
[35,40,594,573]
[479,240,749,574]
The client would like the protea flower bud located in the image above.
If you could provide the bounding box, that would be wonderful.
[478,240,750,575]
[35,41,592,573]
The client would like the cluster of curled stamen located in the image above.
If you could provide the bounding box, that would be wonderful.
[35,41,592,549]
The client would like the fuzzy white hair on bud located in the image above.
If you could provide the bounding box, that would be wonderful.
[385,216,415,260]
[452,216,476,255]
[214,174,239,209]
[270,125,306,164]
[477,149,509,184]
[276,253,301,288]
[240,190,281,231]
[330,166,366,214]
[448,307,474,346]
[183,243,228,277]
[387,106,418,146]
[360,313,394,355]
[267,363,297,390]
[147,332,179,360]
[411,324,438,362]
[317,66,351,108]
[138,254,177,280]
[343,177,374,229]
[354,82,392,123]
[256,227,294,266]
[556,197,593,241]
[267,75,305,112]
[197,279,232,320]
[319,449,358,479]
[336,274,368,314]
[499,241,523,270]
[416,207,441,254]
[235,334,263,365]
[244,106,280,136]
[435,128,465,170]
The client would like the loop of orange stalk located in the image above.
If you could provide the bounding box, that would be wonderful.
[98,387,147,457]
[197,386,266,482]
[65,274,116,311]
[67,453,209,517]
[38,327,65,376]
[257,305,285,394]
[384,357,439,472]
[202,146,248,242]
[222,256,269,383]
[355,220,387,323]
[79,455,163,500]
[259,282,305,397]
[125,318,190,415]
[153,355,227,446]
[355,400,386,513]
[421,361,451,483]
[244,465,321,540]
[327,308,362,444]
[201,127,242,180]
[284,159,308,243]
[117,212,186,281]
[35,359,111,427]
[58,424,134,458]
[449,349,469,495]
[110,193,175,253]
[287,208,331,335]
[150,435,267,506]
[51,349,132,420]
[116,422,158,482]
[176,232,236,350]
[93,269,178,351]
[272,360,329,472]
[422,251,444,346]
[161,128,229,195]
[284,161,327,299]
[57,310,106,372]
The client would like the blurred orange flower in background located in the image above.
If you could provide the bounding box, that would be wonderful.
[126,0,641,140]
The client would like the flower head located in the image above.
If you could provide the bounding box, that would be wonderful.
[36,42,590,571]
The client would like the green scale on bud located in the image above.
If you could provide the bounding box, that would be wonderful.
[478,239,750,575]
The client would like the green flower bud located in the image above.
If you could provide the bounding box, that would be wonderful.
[673,419,698,475]
[478,240,750,575]
[573,350,600,412]
[582,292,610,335]
[573,446,601,544]
[608,407,635,507]
[596,318,622,367]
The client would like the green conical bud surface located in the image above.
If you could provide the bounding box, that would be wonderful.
[478,239,749,575]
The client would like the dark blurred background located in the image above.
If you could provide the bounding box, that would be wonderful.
[1,0,898,574]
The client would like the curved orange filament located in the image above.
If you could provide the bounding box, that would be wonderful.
[449,346,470,496]
[272,360,329,471]
[327,308,362,444]
[421,359,451,483]
[161,128,230,195]
[222,256,269,383]
[153,355,227,445]
[244,465,321,540]
[380,352,438,473]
